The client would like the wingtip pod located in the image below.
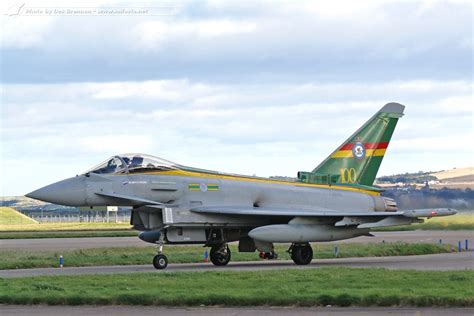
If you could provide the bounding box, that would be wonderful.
[379,102,405,117]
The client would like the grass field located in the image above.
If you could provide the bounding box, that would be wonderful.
[0,230,138,239]
[0,243,452,270]
[0,207,38,225]
[0,222,132,232]
[377,213,474,231]
[0,221,134,240]
[0,268,472,307]
[431,167,474,180]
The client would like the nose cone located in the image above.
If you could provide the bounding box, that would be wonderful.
[26,176,87,206]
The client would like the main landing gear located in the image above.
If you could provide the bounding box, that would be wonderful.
[209,244,231,266]
[152,237,168,270]
[289,243,313,265]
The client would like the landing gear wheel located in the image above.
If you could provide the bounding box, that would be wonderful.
[153,254,168,269]
[290,243,313,265]
[210,244,231,266]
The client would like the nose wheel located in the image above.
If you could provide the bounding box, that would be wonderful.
[153,254,168,269]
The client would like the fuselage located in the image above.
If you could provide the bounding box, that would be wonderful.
[90,170,381,212]
[39,169,384,211]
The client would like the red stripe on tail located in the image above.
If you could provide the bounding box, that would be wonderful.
[339,142,389,151]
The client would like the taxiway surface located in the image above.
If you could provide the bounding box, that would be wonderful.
[1,306,473,316]
[0,252,472,278]
[1,230,472,251]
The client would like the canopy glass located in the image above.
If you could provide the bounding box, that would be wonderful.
[84,154,178,175]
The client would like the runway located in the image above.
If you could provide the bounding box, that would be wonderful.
[1,230,472,251]
[1,306,473,316]
[1,252,472,278]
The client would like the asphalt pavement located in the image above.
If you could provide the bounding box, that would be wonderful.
[1,230,472,251]
[1,305,473,316]
[0,252,472,278]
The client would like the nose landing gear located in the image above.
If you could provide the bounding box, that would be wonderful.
[152,236,168,269]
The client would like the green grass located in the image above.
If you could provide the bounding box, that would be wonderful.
[0,207,38,225]
[0,222,133,232]
[376,213,474,231]
[0,243,451,270]
[0,230,137,239]
[0,268,472,306]
[0,221,135,239]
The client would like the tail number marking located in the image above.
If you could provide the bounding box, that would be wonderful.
[340,168,357,184]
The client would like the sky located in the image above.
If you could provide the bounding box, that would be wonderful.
[0,0,473,196]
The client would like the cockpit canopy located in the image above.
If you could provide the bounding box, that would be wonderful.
[84,154,179,175]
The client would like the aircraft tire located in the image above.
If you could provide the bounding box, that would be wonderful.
[291,243,313,265]
[210,245,231,266]
[153,254,168,269]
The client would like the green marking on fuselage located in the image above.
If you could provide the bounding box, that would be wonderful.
[188,183,219,191]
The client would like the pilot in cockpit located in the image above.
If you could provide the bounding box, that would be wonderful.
[122,157,130,166]
[84,154,178,176]
[130,156,144,168]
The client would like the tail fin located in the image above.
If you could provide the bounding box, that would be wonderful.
[298,103,405,186]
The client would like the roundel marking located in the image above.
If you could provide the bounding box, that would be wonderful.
[199,183,208,192]
[352,142,366,160]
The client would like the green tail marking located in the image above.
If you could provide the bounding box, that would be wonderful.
[298,103,404,187]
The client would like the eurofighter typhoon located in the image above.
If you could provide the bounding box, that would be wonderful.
[26,103,456,269]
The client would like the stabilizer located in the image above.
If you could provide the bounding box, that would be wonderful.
[298,103,404,186]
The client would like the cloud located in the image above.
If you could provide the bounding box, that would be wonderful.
[3,79,472,122]
[1,0,471,83]
[437,95,474,114]
[90,80,186,100]
[133,19,257,51]
[78,135,153,153]
[2,79,472,192]
[0,0,472,195]
[0,15,55,49]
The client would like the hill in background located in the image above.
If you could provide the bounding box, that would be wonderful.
[376,167,473,189]
[431,167,474,184]
[0,207,38,225]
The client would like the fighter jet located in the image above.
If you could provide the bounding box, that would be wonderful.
[26,103,456,269]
